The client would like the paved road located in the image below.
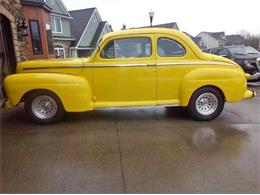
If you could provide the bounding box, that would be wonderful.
[1,87,259,193]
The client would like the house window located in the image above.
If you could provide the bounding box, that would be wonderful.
[52,17,62,33]
[54,45,65,58]
[29,20,43,55]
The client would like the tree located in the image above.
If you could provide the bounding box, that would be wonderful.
[238,30,260,50]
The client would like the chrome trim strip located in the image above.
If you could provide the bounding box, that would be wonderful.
[256,58,260,71]
[91,64,151,68]
[157,61,236,67]
[23,61,236,71]
[23,66,84,71]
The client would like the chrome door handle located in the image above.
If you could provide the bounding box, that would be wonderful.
[146,64,157,67]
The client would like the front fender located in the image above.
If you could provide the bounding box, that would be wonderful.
[4,73,94,112]
[179,68,247,106]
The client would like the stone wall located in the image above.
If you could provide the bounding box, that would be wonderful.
[0,0,28,63]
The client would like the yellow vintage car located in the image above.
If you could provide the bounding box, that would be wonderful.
[3,28,255,124]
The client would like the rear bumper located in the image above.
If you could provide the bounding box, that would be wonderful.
[243,90,256,99]
[247,72,260,81]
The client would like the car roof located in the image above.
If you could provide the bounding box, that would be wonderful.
[100,28,210,61]
[102,28,186,39]
[222,45,246,49]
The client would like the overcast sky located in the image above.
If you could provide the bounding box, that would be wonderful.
[63,0,260,36]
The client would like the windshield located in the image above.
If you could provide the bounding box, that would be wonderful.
[229,46,259,55]
[229,47,247,55]
[244,46,259,54]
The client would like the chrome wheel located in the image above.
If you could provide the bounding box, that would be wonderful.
[31,95,58,120]
[195,93,218,116]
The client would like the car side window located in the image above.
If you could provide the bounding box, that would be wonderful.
[157,38,185,57]
[211,48,218,54]
[218,49,229,57]
[100,37,152,59]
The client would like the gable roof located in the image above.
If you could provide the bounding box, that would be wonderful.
[69,8,96,47]
[225,35,244,45]
[151,22,179,30]
[89,21,108,48]
[140,22,179,30]
[21,0,52,12]
[209,32,225,40]
[183,32,202,44]
[197,31,225,40]
[45,0,71,17]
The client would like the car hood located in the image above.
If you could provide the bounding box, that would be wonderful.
[232,53,260,60]
[17,58,86,74]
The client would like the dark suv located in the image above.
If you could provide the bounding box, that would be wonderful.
[210,45,260,81]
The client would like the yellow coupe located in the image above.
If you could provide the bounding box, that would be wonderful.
[3,28,255,124]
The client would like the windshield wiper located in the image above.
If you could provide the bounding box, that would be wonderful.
[248,53,258,54]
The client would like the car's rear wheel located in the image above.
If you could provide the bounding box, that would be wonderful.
[25,90,65,124]
[188,87,225,121]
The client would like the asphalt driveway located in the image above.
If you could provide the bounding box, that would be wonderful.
[0,87,259,193]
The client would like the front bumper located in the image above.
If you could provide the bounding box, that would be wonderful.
[1,100,14,109]
[1,98,7,108]
[243,90,256,99]
[247,72,260,81]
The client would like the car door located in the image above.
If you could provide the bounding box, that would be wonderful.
[92,34,157,107]
[155,34,197,105]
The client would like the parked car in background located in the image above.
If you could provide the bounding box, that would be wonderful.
[209,45,260,81]
[3,29,255,124]
[203,48,212,53]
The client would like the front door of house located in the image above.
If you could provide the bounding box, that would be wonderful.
[0,14,16,102]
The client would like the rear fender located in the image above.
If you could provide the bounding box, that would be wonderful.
[4,73,93,112]
[179,68,247,106]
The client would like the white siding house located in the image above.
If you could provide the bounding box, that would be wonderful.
[197,32,226,49]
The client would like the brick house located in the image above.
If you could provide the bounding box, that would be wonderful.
[0,0,55,102]
[21,0,55,60]
[0,0,28,101]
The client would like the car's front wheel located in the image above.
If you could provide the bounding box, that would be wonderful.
[25,90,65,124]
[188,87,225,121]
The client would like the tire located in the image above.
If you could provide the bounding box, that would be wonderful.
[187,87,225,121]
[25,90,65,124]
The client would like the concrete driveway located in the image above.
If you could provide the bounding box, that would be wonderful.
[1,87,259,193]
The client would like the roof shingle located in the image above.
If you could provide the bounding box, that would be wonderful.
[69,8,96,47]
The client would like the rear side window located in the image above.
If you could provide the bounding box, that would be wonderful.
[157,38,185,57]
[101,37,151,59]
[218,49,229,56]
[211,48,220,54]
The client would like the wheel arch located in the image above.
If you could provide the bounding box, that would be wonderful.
[179,84,227,107]
[190,85,226,101]
[21,89,60,102]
